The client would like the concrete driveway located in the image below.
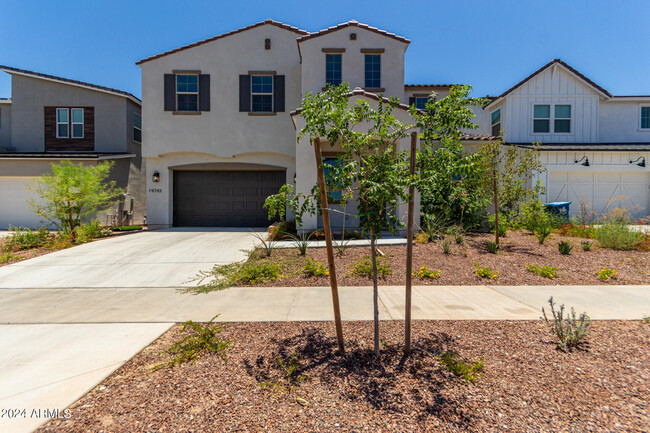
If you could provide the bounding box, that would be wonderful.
[0,227,265,289]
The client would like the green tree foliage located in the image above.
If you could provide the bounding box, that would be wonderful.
[27,161,123,241]
[411,86,490,229]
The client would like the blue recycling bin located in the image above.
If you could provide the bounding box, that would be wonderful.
[544,201,571,217]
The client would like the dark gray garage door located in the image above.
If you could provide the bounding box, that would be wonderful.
[173,170,285,227]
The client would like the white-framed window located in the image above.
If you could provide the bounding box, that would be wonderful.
[251,75,273,112]
[491,109,501,136]
[56,108,69,138]
[133,113,142,142]
[533,104,571,134]
[641,106,650,130]
[415,97,428,110]
[71,108,84,138]
[176,74,198,112]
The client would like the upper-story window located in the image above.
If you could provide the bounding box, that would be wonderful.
[176,74,198,112]
[326,54,342,86]
[364,54,381,89]
[415,97,428,110]
[491,109,501,136]
[641,106,650,130]
[251,75,273,112]
[533,104,571,134]
[133,113,142,143]
[56,108,84,138]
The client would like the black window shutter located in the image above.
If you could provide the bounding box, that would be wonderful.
[409,97,415,107]
[239,75,250,112]
[164,74,176,111]
[274,75,285,112]
[199,74,210,111]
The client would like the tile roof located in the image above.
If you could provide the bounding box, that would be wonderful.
[297,20,410,44]
[0,152,136,159]
[0,65,141,104]
[136,19,309,65]
[460,133,498,141]
[405,84,456,88]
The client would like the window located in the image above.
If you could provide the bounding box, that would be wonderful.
[326,54,342,86]
[71,108,84,138]
[641,106,650,129]
[415,97,428,110]
[364,54,381,89]
[533,105,550,133]
[133,113,142,143]
[491,109,501,136]
[554,105,571,133]
[251,75,273,112]
[176,74,198,112]
[56,108,69,138]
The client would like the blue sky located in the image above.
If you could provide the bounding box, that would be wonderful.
[0,0,648,99]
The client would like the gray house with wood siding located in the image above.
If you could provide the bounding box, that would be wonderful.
[0,66,145,228]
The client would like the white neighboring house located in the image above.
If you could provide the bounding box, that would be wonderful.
[486,59,650,217]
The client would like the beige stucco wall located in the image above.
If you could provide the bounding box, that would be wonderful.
[299,28,408,99]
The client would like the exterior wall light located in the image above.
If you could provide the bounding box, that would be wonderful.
[630,156,646,167]
[574,156,590,167]
[152,170,160,182]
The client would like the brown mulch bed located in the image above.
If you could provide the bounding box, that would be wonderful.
[38,320,649,432]
[261,230,650,286]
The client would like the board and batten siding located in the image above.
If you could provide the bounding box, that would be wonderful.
[504,66,600,143]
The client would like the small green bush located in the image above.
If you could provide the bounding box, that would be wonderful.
[526,264,558,279]
[113,225,142,231]
[238,261,283,283]
[441,238,452,255]
[486,241,499,254]
[558,241,574,255]
[4,226,51,251]
[597,267,617,281]
[350,256,391,278]
[304,257,328,277]
[77,219,111,242]
[521,198,548,232]
[535,224,552,244]
[581,241,593,251]
[187,260,282,293]
[595,220,644,250]
[474,261,498,278]
[541,297,590,351]
[0,252,21,264]
[154,315,233,369]
[261,349,307,390]
[438,352,485,383]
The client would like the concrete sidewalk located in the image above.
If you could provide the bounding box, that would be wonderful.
[1,284,648,324]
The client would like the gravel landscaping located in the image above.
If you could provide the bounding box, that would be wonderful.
[38,320,649,432]
[250,230,650,287]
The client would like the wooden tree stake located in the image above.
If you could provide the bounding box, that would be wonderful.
[404,131,417,354]
[313,138,345,354]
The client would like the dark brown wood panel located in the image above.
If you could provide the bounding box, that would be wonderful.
[44,106,94,151]
[173,170,285,227]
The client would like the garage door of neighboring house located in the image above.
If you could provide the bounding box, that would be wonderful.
[0,176,44,229]
[173,170,286,227]
[548,171,649,217]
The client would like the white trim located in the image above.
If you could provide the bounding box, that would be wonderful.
[0,69,141,105]
[0,99,11,105]
[175,74,199,112]
[530,102,574,136]
[250,74,274,113]
[71,108,84,139]
[55,108,69,138]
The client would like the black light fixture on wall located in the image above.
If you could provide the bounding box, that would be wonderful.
[574,156,590,167]
[152,170,160,182]
[629,156,646,167]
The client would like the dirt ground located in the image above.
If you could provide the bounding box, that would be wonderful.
[38,320,649,432]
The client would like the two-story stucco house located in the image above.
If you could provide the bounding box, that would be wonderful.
[138,19,649,230]
[0,66,146,228]
[486,59,650,217]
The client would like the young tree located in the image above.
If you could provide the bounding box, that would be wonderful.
[28,161,123,241]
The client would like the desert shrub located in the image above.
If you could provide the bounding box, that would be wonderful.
[188,260,282,293]
[414,232,429,244]
[304,257,328,277]
[474,261,498,278]
[261,349,307,390]
[420,213,446,241]
[287,232,311,256]
[113,225,142,231]
[486,241,499,254]
[556,240,571,254]
[581,241,593,251]
[154,315,233,369]
[556,223,595,239]
[595,218,644,250]
[252,232,277,257]
[350,256,391,278]
[413,265,441,279]
[77,219,111,242]
[4,226,51,251]
[521,197,548,232]
[597,267,617,281]
[0,252,21,264]
[441,238,452,254]
[238,261,282,283]
[526,264,558,279]
[535,223,552,244]
[541,297,590,351]
[438,352,484,383]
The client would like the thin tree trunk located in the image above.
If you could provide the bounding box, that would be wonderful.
[370,228,379,356]
[313,138,345,354]
[404,131,416,354]
[67,200,75,242]
[493,172,499,246]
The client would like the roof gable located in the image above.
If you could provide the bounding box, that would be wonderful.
[297,20,410,44]
[137,19,308,65]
